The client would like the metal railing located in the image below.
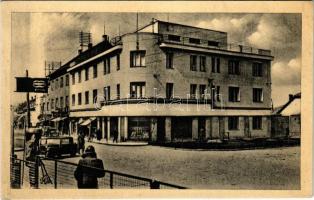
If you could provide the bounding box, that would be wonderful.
[10,156,187,189]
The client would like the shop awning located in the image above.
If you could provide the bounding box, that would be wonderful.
[80,117,96,126]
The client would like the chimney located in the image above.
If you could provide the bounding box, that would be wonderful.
[289,94,294,101]
[88,43,93,49]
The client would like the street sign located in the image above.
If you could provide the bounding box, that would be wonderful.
[16,77,48,93]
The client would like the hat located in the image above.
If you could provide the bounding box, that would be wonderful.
[82,145,97,158]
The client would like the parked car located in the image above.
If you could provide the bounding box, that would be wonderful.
[39,136,77,158]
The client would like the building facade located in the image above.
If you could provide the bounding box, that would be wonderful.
[65,19,273,143]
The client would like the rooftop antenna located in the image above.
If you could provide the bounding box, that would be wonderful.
[136,12,139,50]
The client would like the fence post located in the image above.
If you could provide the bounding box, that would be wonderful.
[54,160,57,189]
[109,173,113,189]
[150,180,160,189]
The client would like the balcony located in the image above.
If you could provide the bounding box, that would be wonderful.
[158,34,272,57]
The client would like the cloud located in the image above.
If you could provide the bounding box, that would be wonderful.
[272,57,301,86]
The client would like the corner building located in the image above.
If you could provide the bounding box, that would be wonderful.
[68,19,273,143]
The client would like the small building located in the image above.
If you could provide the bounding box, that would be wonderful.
[271,93,301,138]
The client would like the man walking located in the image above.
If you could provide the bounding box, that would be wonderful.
[74,145,105,189]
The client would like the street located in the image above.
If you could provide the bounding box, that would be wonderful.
[63,142,300,189]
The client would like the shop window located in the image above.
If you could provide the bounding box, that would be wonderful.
[130,82,145,98]
[228,116,239,130]
[130,51,146,67]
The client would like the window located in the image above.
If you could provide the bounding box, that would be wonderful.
[60,97,64,108]
[116,84,120,99]
[51,80,54,91]
[72,94,75,106]
[85,91,89,104]
[228,116,239,130]
[93,65,97,78]
[104,86,111,101]
[166,52,174,69]
[78,93,82,105]
[253,88,263,102]
[199,84,206,99]
[93,89,97,103]
[55,79,58,89]
[253,116,262,130]
[252,62,263,77]
[229,87,240,102]
[72,74,75,85]
[51,99,54,109]
[117,55,120,71]
[190,55,197,71]
[104,58,110,74]
[190,84,197,99]
[42,103,45,112]
[85,68,89,81]
[199,56,206,72]
[78,70,81,83]
[130,82,145,98]
[55,98,59,109]
[168,35,181,42]
[47,102,49,111]
[211,57,220,73]
[166,83,174,99]
[216,86,221,102]
[130,51,146,67]
[65,75,69,86]
[208,41,219,47]
[228,60,240,75]
[189,38,200,44]
[65,96,69,107]
[60,77,63,88]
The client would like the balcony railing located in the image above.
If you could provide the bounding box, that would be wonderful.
[159,34,272,56]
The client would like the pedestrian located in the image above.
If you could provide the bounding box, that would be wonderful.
[112,128,118,143]
[96,129,102,141]
[77,132,85,155]
[74,145,105,189]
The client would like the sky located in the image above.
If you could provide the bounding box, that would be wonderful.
[11,13,301,107]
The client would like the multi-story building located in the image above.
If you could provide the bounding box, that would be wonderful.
[66,19,273,143]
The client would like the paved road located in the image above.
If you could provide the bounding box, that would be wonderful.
[63,142,300,189]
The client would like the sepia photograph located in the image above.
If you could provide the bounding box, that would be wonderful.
[1,1,313,198]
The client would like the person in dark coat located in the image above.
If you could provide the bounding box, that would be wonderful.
[112,128,118,143]
[74,145,105,189]
[77,132,85,155]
